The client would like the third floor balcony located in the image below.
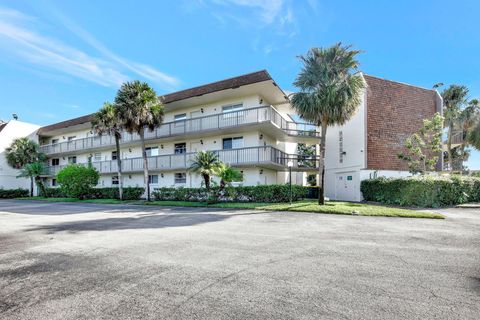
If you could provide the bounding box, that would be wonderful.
[39,106,320,156]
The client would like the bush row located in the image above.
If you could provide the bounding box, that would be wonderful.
[153,185,309,203]
[0,188,29,199]
[42,187,144,200]
[361,176,480,207]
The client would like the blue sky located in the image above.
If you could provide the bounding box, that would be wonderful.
[1,0,479,167]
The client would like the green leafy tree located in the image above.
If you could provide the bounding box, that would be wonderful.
[5,137,44,169]
[398,113,444,174]
[214,163,243,189]
[189,151,221,190]
[441,85,469,171]
[57,164,100,199]
[92,102,125,200]
[291,43,365,204]
[17,162,47,197]
[115,81,164,201]
[297,143,316,168]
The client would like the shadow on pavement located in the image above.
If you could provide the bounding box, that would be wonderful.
[26,211,258,234]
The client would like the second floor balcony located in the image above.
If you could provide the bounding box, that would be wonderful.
[44,146,319,176]
[39,106,320,156]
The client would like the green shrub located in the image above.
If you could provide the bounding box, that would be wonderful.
[152,185,308,203]
[42,187,144,200]
[0,188,29,198]
[361,176,480,207]
[56,164,100,199]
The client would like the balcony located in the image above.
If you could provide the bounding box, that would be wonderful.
[39,106,320,156]
[45,146,319,176]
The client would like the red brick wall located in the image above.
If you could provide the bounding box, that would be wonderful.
[365,75,440,171]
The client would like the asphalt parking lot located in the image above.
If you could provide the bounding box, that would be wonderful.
[0,200,479,320]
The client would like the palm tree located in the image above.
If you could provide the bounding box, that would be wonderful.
[92,102,125,200]
[214,163,243,189]
[115,81,164,201]
[291,43,365,204]
[456,99,480,170]
[189,151,221,190]
[5,137,44,169]
[17,162,47,197]
[441,85,469,171]
[466,99,480,150]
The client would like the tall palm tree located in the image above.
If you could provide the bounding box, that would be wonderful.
[456,99,480,170]
[5,137,44,169]
[189,151,221,190]
[17,162,47,197]
[92,102,125,200]
[214,163,243,189]
[115,81,164,201]
[466,99,480,151]
[441,85,469,171]
[291,43,365,204]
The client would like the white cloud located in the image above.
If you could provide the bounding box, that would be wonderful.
[205,0,293,27]
[0,7,179,89]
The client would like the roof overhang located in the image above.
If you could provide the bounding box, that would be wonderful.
[38,70,289,137]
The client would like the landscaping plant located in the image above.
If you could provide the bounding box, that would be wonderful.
[56,164,100,199]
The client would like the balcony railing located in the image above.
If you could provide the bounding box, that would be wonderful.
[39,106,319,155]
[45,146,319,176]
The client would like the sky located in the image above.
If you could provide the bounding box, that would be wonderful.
[0,0,479,167]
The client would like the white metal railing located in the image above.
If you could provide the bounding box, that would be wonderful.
[39,106,319,155]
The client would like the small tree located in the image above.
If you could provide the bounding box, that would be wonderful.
[17,162,47,197]
[57,164,100,199]
[214,163,243,189]
[6,138,45,196]
[398,113,444,174]
[189,151,221,190]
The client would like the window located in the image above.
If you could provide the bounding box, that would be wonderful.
[51,139,59,145]
[51,158,59,166]
[222,103,243,114]
[174,172,186,184]
[174,113,187,127]
[174,143,186,154]
[51,179,57,187]
[112,176,119,185]
[67,136,76,141]
[68,156,77,164]
[145,147,159,157]
[148,174,159,184]
[223,137,244,149]
[112,151,117,160]
[94,152,102,162]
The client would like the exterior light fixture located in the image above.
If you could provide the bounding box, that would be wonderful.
[201,108,204,113]
[259,169,263,174]
[200,140,203,145]
[259,134,263,140]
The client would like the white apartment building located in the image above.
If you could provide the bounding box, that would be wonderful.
[1,71,442,202]
[36,71,320,192]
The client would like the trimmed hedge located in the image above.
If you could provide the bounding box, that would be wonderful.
[0,188,29,199]
[153,185,309,203]
[42,187,144,200]
[361,176,480,207]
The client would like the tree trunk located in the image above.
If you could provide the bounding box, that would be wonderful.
[318,122,328,205]
[35,177,47,197]
[447,125,453,172]
[203,173,210,190]
[30,177,34,197]
[140,129,150,201]
[114,134,123,200]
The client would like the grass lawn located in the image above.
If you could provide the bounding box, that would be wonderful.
[14,197,443,219]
